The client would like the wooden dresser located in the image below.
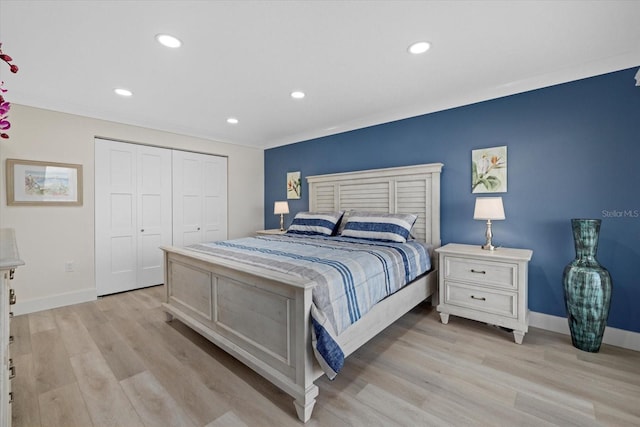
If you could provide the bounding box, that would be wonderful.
[0,229,24,427]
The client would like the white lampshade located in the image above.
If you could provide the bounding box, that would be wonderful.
[474,197,505,220]
[274,201,290,215]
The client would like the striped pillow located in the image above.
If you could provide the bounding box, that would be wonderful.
[340,211,418,243]
[286,211,344,236]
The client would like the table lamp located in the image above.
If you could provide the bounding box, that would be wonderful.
[473,197,505,250]
[274,201,290,231]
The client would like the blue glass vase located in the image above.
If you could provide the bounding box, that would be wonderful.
[562,219,612,352]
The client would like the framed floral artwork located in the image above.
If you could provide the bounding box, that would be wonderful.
[287,171,301,199]
[472,146,507,193]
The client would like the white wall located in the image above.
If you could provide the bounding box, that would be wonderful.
[0,104,264,314]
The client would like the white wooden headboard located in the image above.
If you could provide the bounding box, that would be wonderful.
[307,163,443,246]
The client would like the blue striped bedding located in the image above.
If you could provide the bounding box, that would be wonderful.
[187,234,432,378]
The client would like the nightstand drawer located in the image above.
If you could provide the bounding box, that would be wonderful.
[444,281,517,318]
[444,256,517,289]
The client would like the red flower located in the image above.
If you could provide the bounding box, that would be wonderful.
[0,42,18,139]
[0,44,17,72]
[0,101,10,116]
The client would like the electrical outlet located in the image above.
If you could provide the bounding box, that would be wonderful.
[65,261,74,272]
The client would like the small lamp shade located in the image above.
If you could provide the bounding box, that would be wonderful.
[274,201,289,215]
[474,197,505,250]
[274,201,289,231]
[473,197,505,220]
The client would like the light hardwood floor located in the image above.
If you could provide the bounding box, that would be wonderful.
[10,285,640,426]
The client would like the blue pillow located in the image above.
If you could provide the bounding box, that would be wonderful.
[340,211,418,243]
[286,211,344,236]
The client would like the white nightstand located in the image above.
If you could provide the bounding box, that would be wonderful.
[435,243,533,344]
[256,229,287,236]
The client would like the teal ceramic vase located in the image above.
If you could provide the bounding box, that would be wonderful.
[562,219,612,352]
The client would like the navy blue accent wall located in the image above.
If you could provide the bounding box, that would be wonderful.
[265,67,640,333]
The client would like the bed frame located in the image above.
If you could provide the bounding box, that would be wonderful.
[161,163,443,422]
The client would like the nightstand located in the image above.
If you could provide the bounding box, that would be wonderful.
[256,229,287,236]
[435,243,533,344]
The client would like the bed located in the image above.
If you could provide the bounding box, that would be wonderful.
[160,162,443,422]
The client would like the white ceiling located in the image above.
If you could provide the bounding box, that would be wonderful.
[1,1,639,149]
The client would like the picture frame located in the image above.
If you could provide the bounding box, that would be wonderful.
[472,146,507,193]
[287,171,301,199]
[6,158,83,206]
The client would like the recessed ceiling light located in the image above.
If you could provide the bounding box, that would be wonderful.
[156,34,182,48]
[227,117,239,124]
[291,91,305,99]
[114,88,133,97]
[408,41,431,54]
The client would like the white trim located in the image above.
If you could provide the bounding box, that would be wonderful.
[10,287,640,353]
[530,311,640,352]
[12,288,97,315]
[265,52,640,149]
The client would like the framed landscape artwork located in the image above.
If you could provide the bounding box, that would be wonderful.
[6,159,83,206]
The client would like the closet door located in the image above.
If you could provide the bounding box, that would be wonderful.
[172,151,228,247]
[95,139,172,296]
[95,140,137,295]
[201,153,228,242]
[137,145,173,286]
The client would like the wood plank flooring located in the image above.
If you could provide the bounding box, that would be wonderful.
[10,285,640,426]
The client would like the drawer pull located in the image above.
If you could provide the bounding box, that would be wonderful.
[9,288,16,305]
[9,364,15,380]
[470,269,486,274]
[8,391,13,404]
[9,335,14,344]
[9,268,15,280]
[470,295,486,301]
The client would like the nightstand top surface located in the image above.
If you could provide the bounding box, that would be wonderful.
[436,243,532,261]
[256,229,287,235]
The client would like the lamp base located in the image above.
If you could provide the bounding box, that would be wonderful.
[481,219,498,250]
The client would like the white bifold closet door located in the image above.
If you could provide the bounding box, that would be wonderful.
[172,150,228,247]
[95,139,172,296]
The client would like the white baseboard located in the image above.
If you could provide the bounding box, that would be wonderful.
[12,288,97,316]
[530,311,640,352]
[11,293,640,353]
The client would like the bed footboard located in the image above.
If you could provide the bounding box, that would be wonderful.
[161,245,438,422]
[162,246,319,422]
